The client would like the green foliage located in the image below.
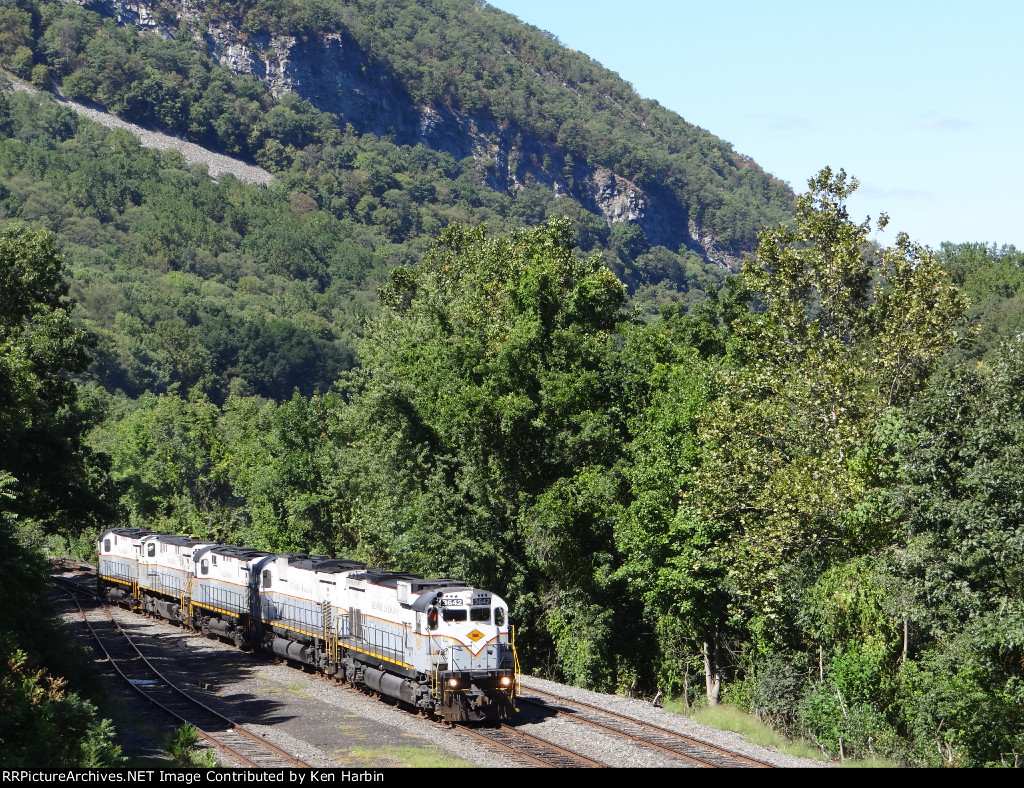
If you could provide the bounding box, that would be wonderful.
[0,222,117,535]
[672,177,1022,766]
[937,241,1024,365]
[689,168,964,634]
[895,617,1024,768]
[347,219,632,684]
[0,222,124,766]
[165,724,215,768]
[867,341,1024,766]
[0,90,362,401]
[798,679,902,763]
[0,525,123,767]
[101,390,232,537]
[800,556,897,649]
[1,637,124,767]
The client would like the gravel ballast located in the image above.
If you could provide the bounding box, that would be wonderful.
[60,591,829,769]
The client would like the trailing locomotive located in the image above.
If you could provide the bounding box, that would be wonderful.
[96,528,520,723]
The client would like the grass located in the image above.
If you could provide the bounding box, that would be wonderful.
[342,745,474,768]
[255,674,313,699]
[661,701,900,767]
[835,757,900,768]
[692,703,827,761]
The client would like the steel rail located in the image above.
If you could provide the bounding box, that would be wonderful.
[455,723,605,768]
[519,684,774,768]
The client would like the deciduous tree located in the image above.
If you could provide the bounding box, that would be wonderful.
[665,169,965,703]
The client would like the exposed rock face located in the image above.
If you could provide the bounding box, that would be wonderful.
[588,167,645,224]
[81,0,712,259]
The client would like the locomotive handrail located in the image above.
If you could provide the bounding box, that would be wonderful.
[511,625,521,699]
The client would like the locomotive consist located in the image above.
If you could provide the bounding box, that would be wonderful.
[96,528,519,723]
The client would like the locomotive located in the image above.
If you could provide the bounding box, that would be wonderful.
[96,528,520,723]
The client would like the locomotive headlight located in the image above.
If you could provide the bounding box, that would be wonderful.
[447,678,460,689]
[500,676,512,688]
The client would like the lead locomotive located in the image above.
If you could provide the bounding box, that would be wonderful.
[97,528,519,723]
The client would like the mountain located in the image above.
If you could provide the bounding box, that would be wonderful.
[0,0,796,400]
[28,0,793,265]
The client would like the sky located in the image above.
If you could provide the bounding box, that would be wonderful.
[489,0,1024,251]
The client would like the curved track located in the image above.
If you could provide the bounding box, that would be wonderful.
[518,685,773,768]
[54,578,310,769]
[52,564,778,768]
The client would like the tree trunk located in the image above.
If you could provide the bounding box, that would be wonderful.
[703,637,722,706]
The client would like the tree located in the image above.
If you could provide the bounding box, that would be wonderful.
[0,223,117,534]
[0,224,123,766]
[880,342,1024,765]
[347,219,631,685]
[661,169,965,703]
[613,311,724,700]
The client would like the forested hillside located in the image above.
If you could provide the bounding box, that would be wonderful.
[0,0,1022,769]
[0,0,789,399]
[0,0,795,255]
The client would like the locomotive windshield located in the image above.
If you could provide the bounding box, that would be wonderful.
[441,608,467,622]
[439,606,492,623]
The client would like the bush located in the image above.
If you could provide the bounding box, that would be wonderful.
[166,725,215,768]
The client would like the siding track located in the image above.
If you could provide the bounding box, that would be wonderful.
[54,579,310,769]
[519,685,773,768]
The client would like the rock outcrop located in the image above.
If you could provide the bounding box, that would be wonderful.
[81,0,718,260]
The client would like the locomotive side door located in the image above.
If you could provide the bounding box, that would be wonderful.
[411,609,432,673]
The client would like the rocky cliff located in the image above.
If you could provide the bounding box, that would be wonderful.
[81,0,744,265]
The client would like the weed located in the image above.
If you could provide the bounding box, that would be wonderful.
[346,745,474,768]
[165,724,216,768]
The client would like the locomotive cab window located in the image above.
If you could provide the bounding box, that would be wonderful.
[147,543,155,557]
[470,607,491,623]
[200,558,209,575]
[495,607,506,626]
[262,570,272,589]
[442,608,467,623]
[103,539,111,552]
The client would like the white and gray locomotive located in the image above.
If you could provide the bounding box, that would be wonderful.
[96,528,519,723]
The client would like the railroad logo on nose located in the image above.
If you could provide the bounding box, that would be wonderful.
[467,629,485,642]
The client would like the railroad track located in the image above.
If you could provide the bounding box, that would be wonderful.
[455,723,605,768]
[518,684,773,768]
[52,564,774,769]
[54,579,311,769]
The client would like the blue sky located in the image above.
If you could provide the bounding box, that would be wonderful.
[489,0,1024,251]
